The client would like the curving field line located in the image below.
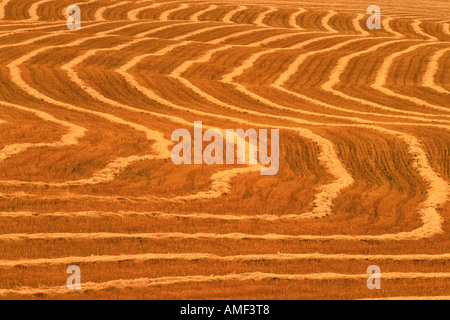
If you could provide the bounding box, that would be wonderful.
[0,101,86,162]
[4,125,444,238]
[167,46,356,217]
[218,33,450,228]
[218,41,388,218]
[223,37,440,124]
[160,4,189,21]
[0,21,68,39]
[372,42,450,113]
[170,24,243,41]
[321,10,338,33]
[1,4,449,298]
[63,18,448,230]
[125,21,201,39]
[366,296,450,300]
[127,2,165,21]
[58,23,272,166]
[6,36,174,161]
[169,42,358,126]
[4,20,349,217]
[1,271,450,296]
[62,0,98,21]
[0,210,330,220]
[174,10,444,125]
[0,154,160,187]
[27,0,54,21]
[288,8,306,30]
[209,27,268,44]
[189,4,217,21]
[5,24,265,197]
[59,26,289,187]
[4,22,177,140]
[222,5,247,23]
[274,35,366,87]
[0,251,449,268]
[165,28,448,230]
[246,31,304,47]
[382,17,403,38]
[3,15,449,236]
[220,34,333,82]
[254,6,277,27]
[269,18,447,124]
[96,1,130,21]
[0,83,447,223]
[422,47,450,94]
[0,0,12,20]
[270,45,450,122]
[321,39,450,119]
[412,19,438,41]
[0,1,448,298]
[0,19,119,48]
[444,23,450,35]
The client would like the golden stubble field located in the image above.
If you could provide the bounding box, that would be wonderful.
[0,0,449,299]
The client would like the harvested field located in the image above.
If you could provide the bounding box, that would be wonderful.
[0,0,449,300]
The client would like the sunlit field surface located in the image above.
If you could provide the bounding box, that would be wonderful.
[0,0,449,299]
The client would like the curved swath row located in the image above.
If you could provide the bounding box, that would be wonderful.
[0,0,449,299]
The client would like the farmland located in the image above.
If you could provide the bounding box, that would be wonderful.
[0,0,449,299]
